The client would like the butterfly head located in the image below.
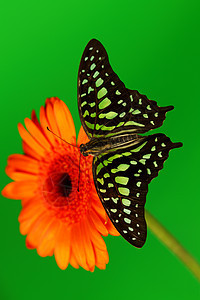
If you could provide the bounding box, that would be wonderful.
[80,144,89,157]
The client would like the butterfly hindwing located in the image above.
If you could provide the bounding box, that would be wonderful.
[92,133,182,247]
[78,39,173,138]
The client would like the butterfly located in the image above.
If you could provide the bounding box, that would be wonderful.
[78,39,182,248]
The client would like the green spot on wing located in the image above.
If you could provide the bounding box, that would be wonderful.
[139,159,146,165]
[122,198,131,206]
[83,110,89,118]
[115,176,129,185]
[96,163,104,175]
[118,164,130,171]
[104,173,110,178]
[108,183,114,188]
[118,187,130,196]
[111,164,130,173]
[99,111,118,119]
[125,121,145,127]
[112,197,119,204]
[97,88,107,100]
[96,124,115,131]
[105,111,118,119]
[97,178,104,185]
[132,109,141,115]
[130,160,137,165]
[117,121,125,127]
[98,97,111,109]
[90,63,96,71]
[81,101,87,107]
[119,112,126,118]
[89,102,96,108]
[95,78,104,87]
[143,154,151,159]
[103,160,112,166]
[85,120,94,130]
[90,112,96,118]
[108,154,122,162]
[123,152,132,156]
[131,141,147,152]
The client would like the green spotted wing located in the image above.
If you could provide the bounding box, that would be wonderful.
[92,133,182,247]
[78,39,182,247]
[78,39,173,138]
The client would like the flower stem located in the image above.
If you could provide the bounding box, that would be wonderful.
[145,210,200,281]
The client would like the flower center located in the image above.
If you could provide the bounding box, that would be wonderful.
[42,172,73,207]
[57,173,72,198]
[39,144,94,223]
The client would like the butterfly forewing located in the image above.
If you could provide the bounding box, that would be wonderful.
[78,39,173,138]
[92,133,182,247]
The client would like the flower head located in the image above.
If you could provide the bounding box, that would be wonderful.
[2,97,119,271]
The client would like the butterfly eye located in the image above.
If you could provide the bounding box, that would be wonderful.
[80,144,88,156]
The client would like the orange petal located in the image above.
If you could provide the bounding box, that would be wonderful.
[19,199,43,222]
[18,123,46,157]
[69,250,79,269]
[24,118,51,152]
[21,197,34,206]
[37,219,61,257]
[46,100,61,141]
[92,199,107,220]
[45,97,59,106]
[89,210,108,236]
[85,217,107,251]
[26,239,35,249]
[60,100,76,142]
[71,222,88,270]
[80,218,95,270]
[26,212,51,248]
[77,126,89,146]
[94,247,109,270]
[91,196,120,236]
[2,181,38,199]
[5,166,37,181]
[106,219,120,236]
[20,206,45,236]
[54,223,71,270]
[89,266,95,272]
[53,100,75,144]
[39,106,56,146]
[22,141,41,160]
[7,154,39,174]
[31,110,41,130]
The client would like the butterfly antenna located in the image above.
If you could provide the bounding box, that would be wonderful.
[77,151,81,192]
[46,127,79,148]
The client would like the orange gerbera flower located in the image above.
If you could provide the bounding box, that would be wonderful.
[2,97,119,271]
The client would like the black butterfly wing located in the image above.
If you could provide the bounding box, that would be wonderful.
[78,39,173,139]
[92,133,182,247]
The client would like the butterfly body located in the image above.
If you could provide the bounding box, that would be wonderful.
[78,39,182,247]
[80,132,141,157]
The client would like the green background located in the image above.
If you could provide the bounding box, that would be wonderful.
[1,0,200,299]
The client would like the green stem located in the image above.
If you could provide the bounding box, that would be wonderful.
[145,210,200,281]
